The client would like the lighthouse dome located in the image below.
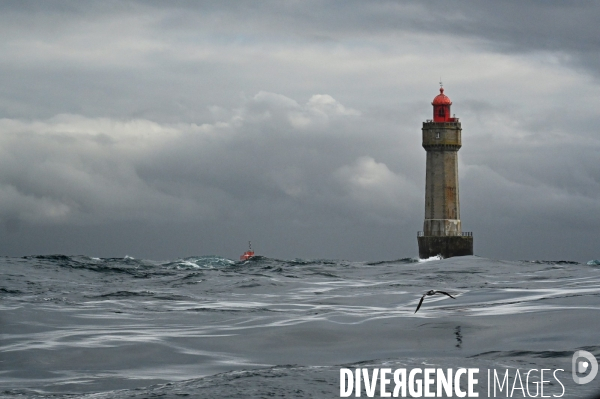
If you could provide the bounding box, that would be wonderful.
[432,87,452,105]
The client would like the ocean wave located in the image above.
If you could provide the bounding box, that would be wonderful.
[587,260,600,266]
[469,349,592,359]
[366,257,420,265]
[3,255,600,398]
[522,260,580,265]
[418,254,444,262]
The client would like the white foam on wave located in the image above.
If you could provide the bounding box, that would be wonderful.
[177,260,205,269]
[587,260,600,265]
[418,255,443,262]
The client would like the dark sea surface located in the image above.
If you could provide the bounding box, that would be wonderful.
[1,255,600,398]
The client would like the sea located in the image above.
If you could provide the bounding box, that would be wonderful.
[1,254,600,398]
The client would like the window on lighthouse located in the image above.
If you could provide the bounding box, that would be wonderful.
[438,107,445,118]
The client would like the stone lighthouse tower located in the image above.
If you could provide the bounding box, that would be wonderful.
[417,86,473,259]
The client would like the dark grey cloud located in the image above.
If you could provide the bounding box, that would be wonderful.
[0,1,598,261]
[138,1,600,74]
[0,93,423,260]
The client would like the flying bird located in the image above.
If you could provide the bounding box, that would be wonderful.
[414,290,456,313]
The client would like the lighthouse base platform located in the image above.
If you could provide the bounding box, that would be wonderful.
[418,235,473,259]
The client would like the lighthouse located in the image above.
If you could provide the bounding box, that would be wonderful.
[417,86,473,259]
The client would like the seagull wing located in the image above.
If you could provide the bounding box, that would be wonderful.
[435,291,456,299]
[414,295,426,313]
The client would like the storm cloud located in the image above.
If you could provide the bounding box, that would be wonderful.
[0,1,598,261]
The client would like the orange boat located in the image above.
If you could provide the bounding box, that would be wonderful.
[240,241,255,261]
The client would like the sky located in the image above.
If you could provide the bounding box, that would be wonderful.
[0,1,598,262]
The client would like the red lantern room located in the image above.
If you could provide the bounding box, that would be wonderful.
[432,87,453,122]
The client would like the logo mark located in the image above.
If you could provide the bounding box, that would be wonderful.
[572,350,598,384]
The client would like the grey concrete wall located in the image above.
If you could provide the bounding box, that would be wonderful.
[422,121,461,148]
[418,236,473,258]
[422,122,462,236]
